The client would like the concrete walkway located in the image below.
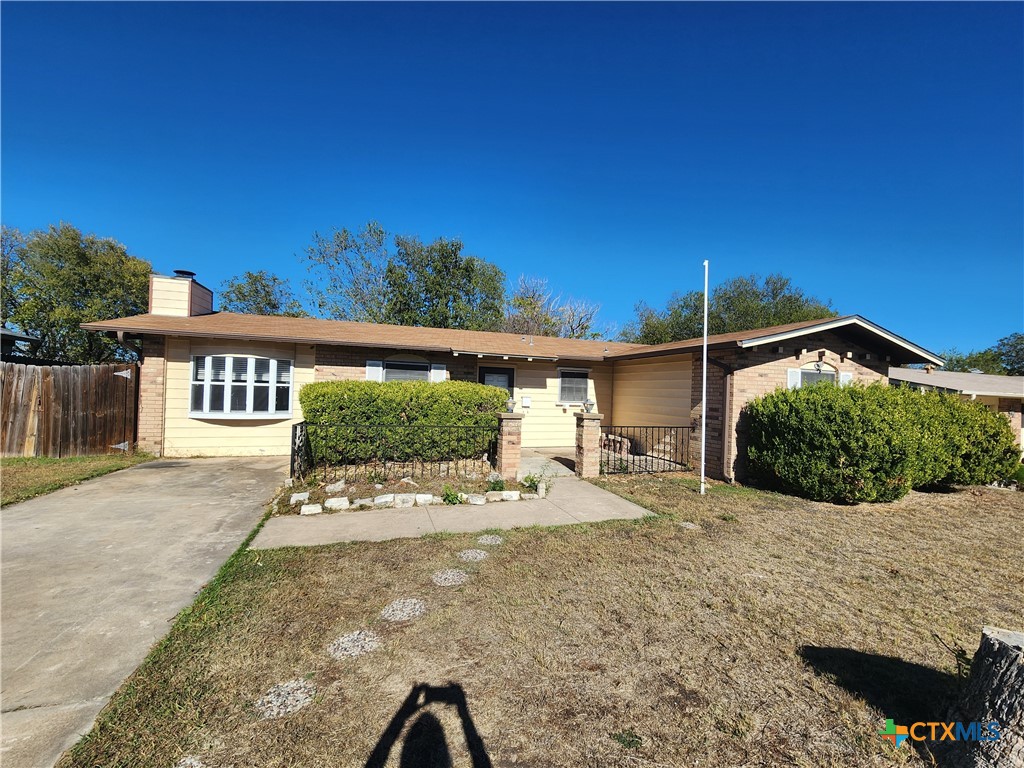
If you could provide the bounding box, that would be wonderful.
[250,475,650,549]
[1,456,287,768]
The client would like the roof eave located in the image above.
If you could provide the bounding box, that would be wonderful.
[737,316,945,366]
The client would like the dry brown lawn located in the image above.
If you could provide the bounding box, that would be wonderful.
[61,475,1024,768]
[0,453,152,506]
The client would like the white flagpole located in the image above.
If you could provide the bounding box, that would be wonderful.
[700,260,709,495]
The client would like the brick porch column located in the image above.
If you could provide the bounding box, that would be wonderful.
[496,413,523,481]
[575,412,603,478]
[137,336,166,456]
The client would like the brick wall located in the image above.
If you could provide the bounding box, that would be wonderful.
[726,331,890,480]
[685,331,891,481]
[688,357,727,479]
[137,335,167,456]
[314,345,478,382]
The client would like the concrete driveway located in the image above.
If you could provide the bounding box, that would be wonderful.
[1,456,287,768]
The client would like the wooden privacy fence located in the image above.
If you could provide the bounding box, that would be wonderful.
[1,361,139,457]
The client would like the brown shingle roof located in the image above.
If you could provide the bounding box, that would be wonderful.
[608,317,839,359]
[81,312,644,361]
[82,312,943,365]
[604,315,944,365]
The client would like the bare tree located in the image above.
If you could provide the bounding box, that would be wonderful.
[302,221,391,322]
[503,276,602,339]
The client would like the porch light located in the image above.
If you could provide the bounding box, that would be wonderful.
[506,396,516,413]
[583,398,595,413]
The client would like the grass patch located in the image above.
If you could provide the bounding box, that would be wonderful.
[1,453,153,506]
[60,477,1023,767]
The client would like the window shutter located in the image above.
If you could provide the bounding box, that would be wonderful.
[839,372,854,386]
[366,360,384,382]
[787,369,801,390]
[429,363,446,383]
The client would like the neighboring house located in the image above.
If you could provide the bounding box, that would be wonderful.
[1,326,39,360]
[82,271,943,480]
[889,367,1024,447]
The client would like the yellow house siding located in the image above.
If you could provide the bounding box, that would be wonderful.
[510,361,612,447]
[149,276,190,317]
[611,354,693,426]
[162,338,315,457]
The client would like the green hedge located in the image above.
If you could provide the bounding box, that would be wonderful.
[298,380,508,464]
[745,382,1021,503]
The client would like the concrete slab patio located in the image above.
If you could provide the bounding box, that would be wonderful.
[249,475,651,549]
[1,456,287,768]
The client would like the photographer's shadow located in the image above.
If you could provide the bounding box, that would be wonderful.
[364,683,493,768]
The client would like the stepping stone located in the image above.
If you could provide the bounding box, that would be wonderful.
[679,521,699,530]
[328,629,382,659]
[458,549,488,562]
[325,480,346,493]
[394,493,416,508]
[255,678,316,719]
[299,504,323,516]
[477,534,503,546]
[289,492,309,505]
[324,497,350,510]
[381,597,427,622]
[466,494,486,506]
[415,493,433,506]
[432,568,470,587]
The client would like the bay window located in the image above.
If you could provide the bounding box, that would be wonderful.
[190,355,292,417]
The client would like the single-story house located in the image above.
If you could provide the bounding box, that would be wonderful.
[83,271,944,480]
[889,366,1024,447]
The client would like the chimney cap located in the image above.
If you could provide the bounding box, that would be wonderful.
[173,269,196,279]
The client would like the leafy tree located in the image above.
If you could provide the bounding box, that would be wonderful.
[938,347,1006,374]
[302,223,506,330]
[995,333,1024,375]
[302,221,391,322]
[938,333,1024,375]
[220,270,307,317]
[382,236,505,331]
[502,276,602,339]
[2,223,150,362]
[620,273,836,344]
[1,225,27,325]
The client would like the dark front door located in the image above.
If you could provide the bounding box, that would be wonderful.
[478,366,515,394]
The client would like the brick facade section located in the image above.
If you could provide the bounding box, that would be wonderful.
[314,345,477,382]
[137,336,167,456]
[496,413,524,480]
[687,331,891,482]
[997,398,1023,446]
[575,412,603,478]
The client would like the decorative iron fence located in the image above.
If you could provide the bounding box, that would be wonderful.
[290,421,499,482]
[599,425,695,474]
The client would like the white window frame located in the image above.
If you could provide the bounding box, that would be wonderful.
[189,355,293,419]
[366,356,446,383]
[557,367,590,405]
[787,362,852,390]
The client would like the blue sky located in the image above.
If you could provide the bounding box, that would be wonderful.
[2,2,1021,353]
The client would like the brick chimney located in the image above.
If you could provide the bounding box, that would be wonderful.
[149,270,215,317]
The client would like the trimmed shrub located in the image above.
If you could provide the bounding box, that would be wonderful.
[745,382,1020,503]
[298,380,508,464]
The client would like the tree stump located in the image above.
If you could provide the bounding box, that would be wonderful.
[942,626,1024,768]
